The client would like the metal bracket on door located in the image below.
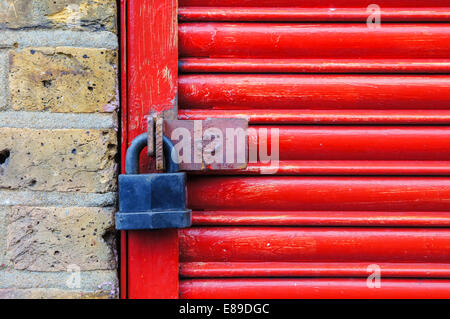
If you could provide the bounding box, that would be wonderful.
[147,117,249,172]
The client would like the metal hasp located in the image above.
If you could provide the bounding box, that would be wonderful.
[116,133,192,230]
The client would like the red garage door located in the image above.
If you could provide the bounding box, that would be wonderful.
[121,0,450,298]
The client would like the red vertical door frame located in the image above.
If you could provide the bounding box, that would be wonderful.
[121,0,180,299]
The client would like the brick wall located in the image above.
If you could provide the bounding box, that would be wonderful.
[0,0,119,299]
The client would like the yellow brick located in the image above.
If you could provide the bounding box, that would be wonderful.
[0,128,117,193]
[10,47,118,113]
[0,0,117,32]
[0,288,116,299]
[6,206,116,271]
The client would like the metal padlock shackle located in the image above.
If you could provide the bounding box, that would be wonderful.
[125,133,179,174]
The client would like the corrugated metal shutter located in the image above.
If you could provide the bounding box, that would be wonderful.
[177,1,450,298]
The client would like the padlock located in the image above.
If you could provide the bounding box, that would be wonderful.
[115,133,192,230]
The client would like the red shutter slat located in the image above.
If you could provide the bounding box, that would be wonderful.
[179,58,450,74]
[188,177,450,211]
[179,279,450,299]
[179,75,450,110]
[248,126,450,161]
[180,227,450,263]
[180,262,450,278]
[179,7,450,22]
[179,1,450,8]
[191,211,450,226]
[179,109,450,124]
[189,161,450,176]
[180,23,450,59]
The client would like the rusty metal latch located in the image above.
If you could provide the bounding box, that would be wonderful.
[147,117,249,171]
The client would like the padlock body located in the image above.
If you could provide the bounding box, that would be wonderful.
[116,172,192,230]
